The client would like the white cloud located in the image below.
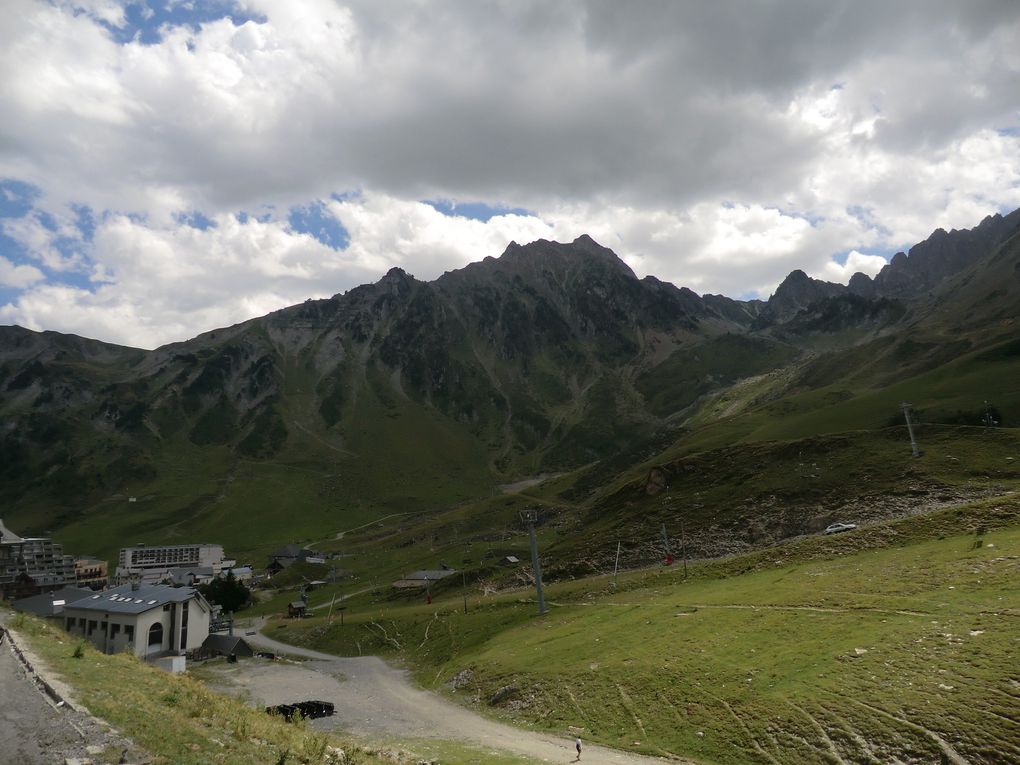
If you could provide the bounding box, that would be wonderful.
[0,256,45,288]
[1,0,1019,345]
[0,196,570,348]
[817,250,888,284]
[328,193,556,280]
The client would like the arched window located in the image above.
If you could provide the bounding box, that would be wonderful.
[147,622,163,647]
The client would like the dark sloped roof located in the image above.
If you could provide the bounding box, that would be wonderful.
[0,518,24,543]
[202,634,253,656]
[404,569,458,580]
[64,584,199,615]
[269,544,310,560]
[12,587,94,617]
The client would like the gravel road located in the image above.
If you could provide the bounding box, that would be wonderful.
[202,627,692,765]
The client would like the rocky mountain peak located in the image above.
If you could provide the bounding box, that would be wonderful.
[754,269,846,327]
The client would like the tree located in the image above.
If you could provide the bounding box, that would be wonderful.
[199,571,250,613]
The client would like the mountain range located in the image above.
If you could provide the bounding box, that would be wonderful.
[2,207,1019,566]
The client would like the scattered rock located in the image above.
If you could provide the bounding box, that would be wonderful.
[487,685,519,706]
[447,668,473,690]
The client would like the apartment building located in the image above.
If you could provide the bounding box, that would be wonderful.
[0,518,76,599]
[115,543,226,585]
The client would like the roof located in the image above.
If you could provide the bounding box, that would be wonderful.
[288,601,307,609]
[12,587,94,617]
[403,569,458,581]
[268,557,296,570]
[0,518,24,543]
[269,544,310,560]
[64,584,201,615]
[202,634,253,656]
[168,566,214,578]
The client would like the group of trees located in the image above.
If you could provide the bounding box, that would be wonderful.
[198,571,251,612]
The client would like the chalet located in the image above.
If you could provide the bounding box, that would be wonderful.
[287,600,307,618]
[62,583,212,661]
[266,544,314,575]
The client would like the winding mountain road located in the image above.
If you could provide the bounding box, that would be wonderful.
[220,627,691,765]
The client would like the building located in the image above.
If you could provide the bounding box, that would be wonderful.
[12,586,94,618]
[200,633,254,659]
[74,557,108,589]
[392,568,458,590]
[62,583,212,661]
[266,544,314,576]
[165,566,215,586]
[0,518,76,599]
[220,565,254,582]
[115,543,226,585]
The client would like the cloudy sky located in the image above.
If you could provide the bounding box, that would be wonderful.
[2,0,1019,349]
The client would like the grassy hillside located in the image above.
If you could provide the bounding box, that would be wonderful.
[4,611,538,765]
[262,495,1020,764]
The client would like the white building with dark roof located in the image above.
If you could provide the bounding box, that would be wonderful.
[62,583,212,660]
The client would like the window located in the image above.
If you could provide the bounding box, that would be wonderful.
[147,622,163,647]
[125,625,134,641]
[111,624,121,636]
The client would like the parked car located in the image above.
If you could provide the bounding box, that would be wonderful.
[824,522,857,535]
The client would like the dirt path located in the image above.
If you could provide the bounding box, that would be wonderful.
[213,627,694,764]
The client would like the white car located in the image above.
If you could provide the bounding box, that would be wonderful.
[824,522,857,535]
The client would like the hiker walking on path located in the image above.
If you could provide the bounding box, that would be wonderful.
[575,736,582,760]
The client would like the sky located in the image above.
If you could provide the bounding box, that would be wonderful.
[2,1,1019,349]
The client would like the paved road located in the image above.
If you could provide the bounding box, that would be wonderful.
[0,614,141,765]
[208,627,693,765]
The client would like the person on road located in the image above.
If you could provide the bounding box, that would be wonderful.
[575,736,582,760]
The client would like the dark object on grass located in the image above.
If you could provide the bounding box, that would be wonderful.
[266,700,335,721]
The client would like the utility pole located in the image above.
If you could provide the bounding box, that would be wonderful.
[679,518,688,579]
[901,402,921,457]
[522,509,547,615]
[983,401,998,428]
[613,541,621,587]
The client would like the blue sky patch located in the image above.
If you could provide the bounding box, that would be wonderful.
[176,210,217,230]
[288,201,349,249]
[89,0,266,46]
[425,199,533,222]
[0,179,41,219]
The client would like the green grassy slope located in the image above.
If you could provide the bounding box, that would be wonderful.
[264,495,1020,765]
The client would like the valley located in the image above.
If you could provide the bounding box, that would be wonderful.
[2,207,1020,764]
